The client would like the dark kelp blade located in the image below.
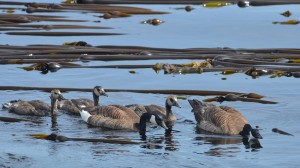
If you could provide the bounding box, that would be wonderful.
[272,128,294,136]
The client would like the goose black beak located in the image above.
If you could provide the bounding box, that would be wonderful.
[159,121,169,130]
[58,94,66,101]
[251,129,263,139]
[175,102,181,108]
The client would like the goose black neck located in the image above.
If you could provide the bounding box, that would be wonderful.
[50,98,58,116]
[138,113,152,132]
[239,124,252,138]
[93,92,99,106]
[165,101,172,115]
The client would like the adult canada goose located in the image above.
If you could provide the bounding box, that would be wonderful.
[2,89,64,116]
[188,99,262,139]
[58,86,107,115]
[125,96,181,128]
[78,105,168,135]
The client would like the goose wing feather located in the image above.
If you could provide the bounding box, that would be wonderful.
[9,101,47,116]
[87,106,139,123]
[145,104,166,116]
[87,115,136,131]
[108,104,140,121]
[189,99,248,135]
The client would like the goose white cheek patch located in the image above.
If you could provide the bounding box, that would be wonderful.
[150,115,157,125]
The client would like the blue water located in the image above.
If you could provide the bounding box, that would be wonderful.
[1,1,300,168]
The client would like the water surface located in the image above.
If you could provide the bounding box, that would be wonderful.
[1,1,300,168]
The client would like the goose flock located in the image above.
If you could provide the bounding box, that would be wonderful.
[1,86,262,140]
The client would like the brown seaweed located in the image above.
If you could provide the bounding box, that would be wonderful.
[29,133,139,144]
[0,86,266,97]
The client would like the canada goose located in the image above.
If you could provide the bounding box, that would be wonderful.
[126,96,181,128]
[58,86,107,115]
[188,99,262,139]
[2,89,64,116]
[78,105,168,135]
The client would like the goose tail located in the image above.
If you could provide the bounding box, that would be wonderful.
[79,109,91,123]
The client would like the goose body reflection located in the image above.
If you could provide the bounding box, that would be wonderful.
[188,99,262,139]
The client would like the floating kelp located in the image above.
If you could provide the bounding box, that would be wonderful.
[181,59,213,68]
[281,10,292,17]
[205,93,277,104]
[0,1,169,17]
[221,69,239,75]
[21,62,62,74]
[174,5,194,12]
[74,0,231,4]
[154,60,213,74]
[62,0,76,3]
[129,70,136,74]
[244,67,273,78]
[100,11,131,19]
[288,59,300,63]
[6,31,124,36]
[202,2,232,8]
[272,20,299,25]
[29,133,139,144]
[0,24,112,31]
[0,116,42,123]
[237,1,300,8]
[63,41,92,46]
[5,9,15,13]
[0,14,87,23]
[0,85,265,97]
[272,128,294,136]
[141,18,164,26]
[1,45,300,78]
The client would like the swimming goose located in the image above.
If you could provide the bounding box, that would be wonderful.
[126,96,181,128]
[188,99,262,139]
[58,86,107,115]
[78,105,168,135]
[2,89,64,116]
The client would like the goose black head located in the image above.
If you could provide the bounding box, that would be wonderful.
[251,127,263,139]
[166,96,181,108]
[138,113,168,135]
[93,86,108,97]
[240,124,263,139]
[50,89,64,101]
[40,63,62,74]
[93,86,107,106]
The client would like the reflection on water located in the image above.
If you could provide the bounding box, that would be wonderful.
[242,138,263,151]
[0,153,33,168]
[50,115,59,132]
[194,127,263,157]
[140,129,180,152]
